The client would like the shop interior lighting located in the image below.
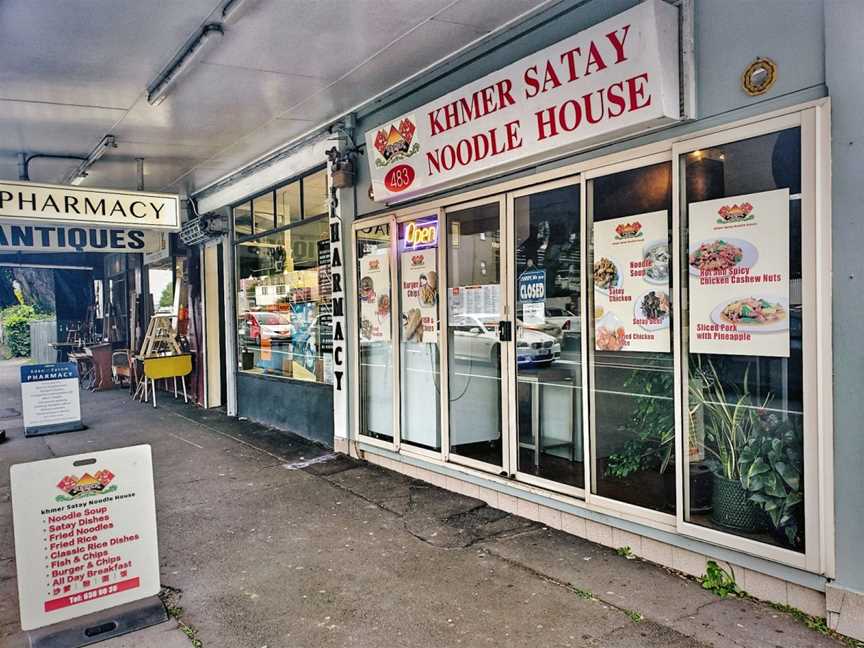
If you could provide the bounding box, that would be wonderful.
[146,23,224,106]
[62,134,118,185]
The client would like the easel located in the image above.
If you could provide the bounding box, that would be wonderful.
[133,315,191,407]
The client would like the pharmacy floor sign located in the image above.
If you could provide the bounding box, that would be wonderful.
[20,362,84,437]
[10,445,161,632]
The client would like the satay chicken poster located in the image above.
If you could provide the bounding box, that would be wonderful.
[358,252,391,342]
[593,210,670,352]
[10,445,160,631]
[401,249,438,343]
[688,188,790,357]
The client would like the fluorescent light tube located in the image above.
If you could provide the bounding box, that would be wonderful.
[146,23,224,106]
[222,0,258,23]
[62,135,117,185]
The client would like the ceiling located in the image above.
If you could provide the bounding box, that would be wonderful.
[0,0,556,197]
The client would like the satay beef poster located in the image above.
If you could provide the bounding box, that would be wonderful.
[688,188,790,358]
[358,253,391,342]
[593,210,670,352]
[401,248,438,344]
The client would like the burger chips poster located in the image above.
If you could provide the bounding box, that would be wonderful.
[688,188,790,357]
[358,253,391,342]
[593,210,670,352]
[401,249,438,344]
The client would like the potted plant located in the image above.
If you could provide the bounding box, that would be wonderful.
[738,412,804,549]
[689,360,767,532]
[605,369,712,512]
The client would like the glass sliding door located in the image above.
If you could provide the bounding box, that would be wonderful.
[356,222,395,443]
[398,216,442,451]
[587,159,676,515]
[512,181,585,491]
[446,199,508,471]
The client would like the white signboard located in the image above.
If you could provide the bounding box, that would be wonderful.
[400,247,438,344]
[20,363,83,436]
[0,220,162,254]
[365,0,679,202]
[142,232,172,264]
[11,445,161,631]
[688,189,790,357]
[358,251,391,342]
[0,180,180,230]
[593,210,670,352]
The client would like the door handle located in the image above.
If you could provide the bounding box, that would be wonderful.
[498,320,512,342]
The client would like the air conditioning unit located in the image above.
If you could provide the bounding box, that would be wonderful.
[179,213,228,246]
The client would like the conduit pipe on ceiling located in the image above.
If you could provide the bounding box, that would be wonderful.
[146,23,224,106]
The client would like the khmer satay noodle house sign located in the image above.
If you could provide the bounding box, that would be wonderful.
[366,0,680,202]
[10,445,160,631]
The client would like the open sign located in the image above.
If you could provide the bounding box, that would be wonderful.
[404,221,437,248]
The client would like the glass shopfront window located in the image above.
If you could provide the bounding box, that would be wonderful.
[351,106,822,568]
[233,168,331,384]
[356,224,394,441]
[398,217,441,451]
[588,162,675,513]
[682,128,805,552]
[446,201,505,468]
[514,184,584,489]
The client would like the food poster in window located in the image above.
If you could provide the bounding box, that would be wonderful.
[593,210,670,352]
[358,252,391,342]
[290,301,317,380]
[400,248,438,343]
[688,189,789,357]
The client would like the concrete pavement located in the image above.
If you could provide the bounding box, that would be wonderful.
[0,358,851,647]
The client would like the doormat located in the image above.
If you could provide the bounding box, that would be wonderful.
[0,408,20,418]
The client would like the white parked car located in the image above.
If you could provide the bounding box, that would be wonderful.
[544,307,580,335]
[450,314,560,366]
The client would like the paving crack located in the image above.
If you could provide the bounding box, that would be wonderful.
[478,542,715,643]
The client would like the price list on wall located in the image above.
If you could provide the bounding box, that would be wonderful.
[10,445,161,631]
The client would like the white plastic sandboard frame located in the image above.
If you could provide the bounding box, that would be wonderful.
[10,445,163,644]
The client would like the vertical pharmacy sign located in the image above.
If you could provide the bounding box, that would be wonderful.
[10,445,160,631]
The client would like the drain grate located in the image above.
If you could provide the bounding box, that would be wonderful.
[0,408,20,418]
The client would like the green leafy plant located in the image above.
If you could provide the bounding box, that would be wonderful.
[700,560,743,597]
[688,360,767,481]
[1,305,50,357]
[739,412,804,548]
[605,370,675,478]
[616,546,635,559]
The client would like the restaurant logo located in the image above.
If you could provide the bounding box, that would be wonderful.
[373,116,419,168]
[410,254,425,266]
[56,470,116,501]
[614,221,643,240]
[717,202,754,224]
[368,259,380,271]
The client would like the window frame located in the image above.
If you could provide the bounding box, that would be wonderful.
[582,150,677,529]
[232,196,331,384]
[671,108,826,572]
[232,165,328,244]
[348,99,832,574]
